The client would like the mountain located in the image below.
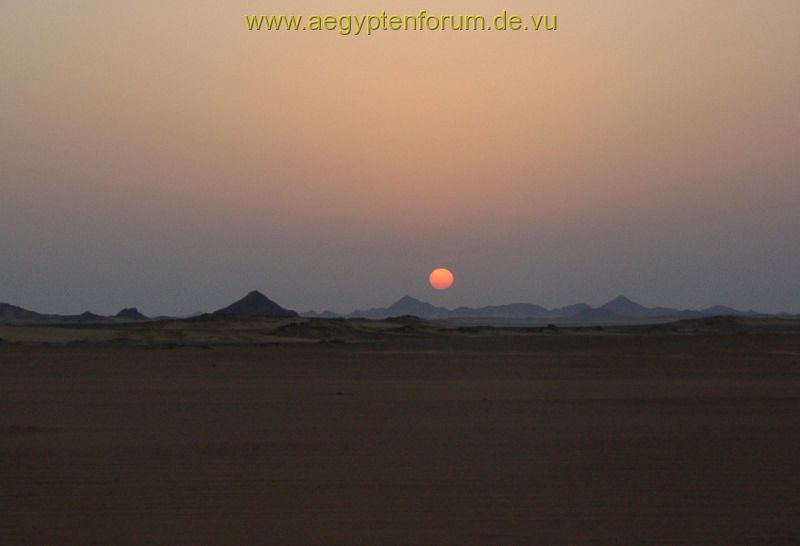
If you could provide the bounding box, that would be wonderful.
[0,303,46,323]
[115,308,149,321]
[600,295,650,314]
[599,295,684,319]
[385,296,451,318]
[349,296,450,320]
[213,290,298,318]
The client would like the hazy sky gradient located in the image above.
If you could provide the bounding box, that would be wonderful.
[2,1,799,315]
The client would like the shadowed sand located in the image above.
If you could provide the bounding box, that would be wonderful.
[1,333,799,544]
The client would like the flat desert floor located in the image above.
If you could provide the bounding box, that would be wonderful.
[2,333,799,544]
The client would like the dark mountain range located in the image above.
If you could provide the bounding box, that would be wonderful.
[341,296,567,320]
[0,294,773,326]
[213,290,298,318]
[0,303,152,324]
[0,291,299,324]
[304,295,761,323]
[341,297,596,321]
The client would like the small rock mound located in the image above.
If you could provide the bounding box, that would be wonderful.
[386,315,423,323]
[116,308,149,321]
[69,312,106,323]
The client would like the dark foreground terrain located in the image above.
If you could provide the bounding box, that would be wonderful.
[2,329,800,544]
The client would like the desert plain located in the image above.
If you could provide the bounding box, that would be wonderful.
[1,318,799,544]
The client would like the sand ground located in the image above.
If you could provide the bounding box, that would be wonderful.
[2,334,799,544]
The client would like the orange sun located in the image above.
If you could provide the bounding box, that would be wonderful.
[429,268,454,290]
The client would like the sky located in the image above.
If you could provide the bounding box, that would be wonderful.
[2,0,799,316]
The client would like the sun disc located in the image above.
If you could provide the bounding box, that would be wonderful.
[429,268,454,290]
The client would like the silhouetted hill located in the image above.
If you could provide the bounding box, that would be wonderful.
[599,295,726,320]
[701,305,752,317]
[600,295,650,314]
[386,296,450,318]
[213,291,298,318]
[115,308,149,321]
[0,303,45,323]
[62,311,109,323]
[599,295,683,319]
[549,303,593,317]
[348,296,450,320]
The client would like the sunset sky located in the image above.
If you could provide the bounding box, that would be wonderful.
[2,1,799,315]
